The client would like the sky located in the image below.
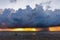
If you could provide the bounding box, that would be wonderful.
[0,0,60,28]
[0,0,60,10]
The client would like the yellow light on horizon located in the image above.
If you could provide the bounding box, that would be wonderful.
[12,28,37,31]
[0,27,60,31]
[0,28,41,31]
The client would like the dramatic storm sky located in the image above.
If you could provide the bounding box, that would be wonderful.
[0,0,60,28]
[0,0,60,10]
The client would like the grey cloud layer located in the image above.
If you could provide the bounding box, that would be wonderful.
[0,4,60,28]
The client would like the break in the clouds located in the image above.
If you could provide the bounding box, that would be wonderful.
[0,0,60,10]
[0,0,41,10]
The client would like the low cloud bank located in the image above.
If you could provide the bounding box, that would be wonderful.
[0,4,60,28]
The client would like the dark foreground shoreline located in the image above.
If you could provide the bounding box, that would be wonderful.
[0,31,60,40]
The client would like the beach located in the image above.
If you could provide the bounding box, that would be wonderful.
[0,31,60,40]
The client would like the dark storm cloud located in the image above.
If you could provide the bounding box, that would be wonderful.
[0,4,60,28]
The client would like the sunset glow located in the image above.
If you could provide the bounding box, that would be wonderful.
[0,28,42,31]
[49,26,60,31]
[0,26,59,31]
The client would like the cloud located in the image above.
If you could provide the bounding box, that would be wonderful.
[0,4,60,28]
[10,0,17,3]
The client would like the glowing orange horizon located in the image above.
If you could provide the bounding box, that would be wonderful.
[0,28,42,31]
[49,26,60,31]
[0,26,59,31]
